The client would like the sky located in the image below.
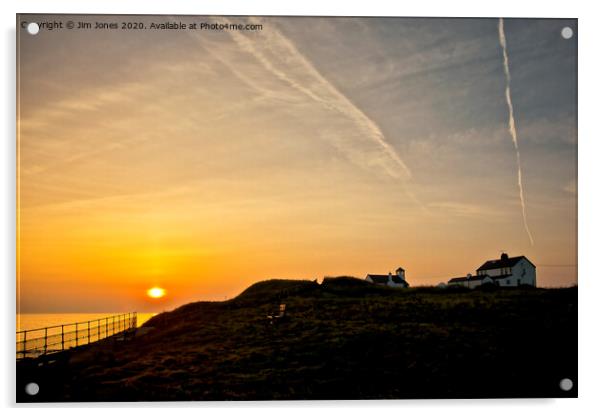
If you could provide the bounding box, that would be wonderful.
[17,15,577,313]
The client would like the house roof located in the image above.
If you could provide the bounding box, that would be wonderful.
[396,267,405,272]
[366,274,388,284]
[448,273,515,284]
[366,274,408,285]
[476,255,535,271]
[448,274,490,283]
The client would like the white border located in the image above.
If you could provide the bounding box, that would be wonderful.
[2,1,601,415]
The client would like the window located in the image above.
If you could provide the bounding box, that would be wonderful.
[517,279,521,285]
[506,279,509,285]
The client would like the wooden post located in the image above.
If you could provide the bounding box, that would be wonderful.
[76,323,79,347]
[87,320,91,345]
[98,319,100,341]
[44,327,48,354]
[105,317,108,337]
[61,325,64,351]
[23,330,27,359]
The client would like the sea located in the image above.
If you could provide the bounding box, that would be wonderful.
[16,312,158,332]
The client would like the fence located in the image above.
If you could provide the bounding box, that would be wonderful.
[16,312,137,360]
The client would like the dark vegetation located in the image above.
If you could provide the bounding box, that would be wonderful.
[17,278,577,401]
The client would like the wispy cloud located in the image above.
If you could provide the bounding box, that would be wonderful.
[563,180,576,195]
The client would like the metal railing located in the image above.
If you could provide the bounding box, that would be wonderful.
[16,312,137,360]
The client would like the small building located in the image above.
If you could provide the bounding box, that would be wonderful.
[447,253,536,288]
[366,267,409,288]
[448,273,494,289]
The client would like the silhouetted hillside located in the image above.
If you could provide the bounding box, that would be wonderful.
[17,280,577,401]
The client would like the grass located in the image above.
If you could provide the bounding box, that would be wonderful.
[17,278,577,401]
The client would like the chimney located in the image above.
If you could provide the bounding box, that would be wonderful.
[501,253,509,261]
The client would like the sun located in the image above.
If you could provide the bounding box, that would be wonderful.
[147,287,166,299]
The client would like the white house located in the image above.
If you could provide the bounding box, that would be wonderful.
[366,267,409,288]
[447,253,536,288]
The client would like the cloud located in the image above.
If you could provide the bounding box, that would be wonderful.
[563,180,576,195]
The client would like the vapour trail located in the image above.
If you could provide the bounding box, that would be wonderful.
[224,17,413,182]
[498,18,534,246]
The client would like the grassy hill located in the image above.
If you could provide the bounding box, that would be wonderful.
[17,278,577,401]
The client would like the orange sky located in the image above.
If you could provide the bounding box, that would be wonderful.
[17,15,577,312]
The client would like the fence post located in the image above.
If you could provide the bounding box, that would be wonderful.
[98,319,100,341]
[87,320,91,345]
[44,327,48,354]
[105,317,108,337]
[76,323,79,347]
[61,325,64,351]
[23,330,27,359]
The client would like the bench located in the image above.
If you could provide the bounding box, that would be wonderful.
[267,303,287,324]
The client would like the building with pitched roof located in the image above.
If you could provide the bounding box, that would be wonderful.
[447,253,536,288]
[365,267,409,288]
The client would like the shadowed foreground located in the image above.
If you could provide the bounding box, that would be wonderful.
[17,278,577,401]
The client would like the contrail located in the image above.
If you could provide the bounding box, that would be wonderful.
[223,17,412,181]
[177,16,422,208]
[498,18,534,246]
